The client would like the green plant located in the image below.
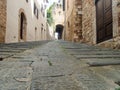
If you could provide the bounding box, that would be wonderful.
[47,3,55,26]
[48,61,52,66]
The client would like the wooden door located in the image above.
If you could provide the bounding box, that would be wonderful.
[96,0,113,43]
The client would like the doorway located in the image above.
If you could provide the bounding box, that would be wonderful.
[19,12,27,42]
[55,24,64,39]
[96,0,113,43]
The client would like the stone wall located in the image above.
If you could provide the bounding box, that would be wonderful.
[119,12,120,34]
[65,0,82,42]
[82,0,95,44]
[0,0,6,43]
[65,16,73,41]
[65,0,74,41]
[73,0,82,42]
[65,0,120,49]
[81,0,120,49]
[97,0,120,49]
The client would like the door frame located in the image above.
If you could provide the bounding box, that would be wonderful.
[18,9,27,42]
[95,0,113,43]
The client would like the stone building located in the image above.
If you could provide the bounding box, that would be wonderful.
[48,0,64,39]
[0,0,50,43]
[82,0,120,49]
[64,0,82,42]
[64,0,120,49]
[54,1,64,39]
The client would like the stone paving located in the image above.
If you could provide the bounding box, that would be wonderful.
[0,41,50,59]
[0,40,120,90]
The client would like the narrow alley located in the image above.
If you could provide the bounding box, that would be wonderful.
[0,40,120,90]
[0,0,120,90]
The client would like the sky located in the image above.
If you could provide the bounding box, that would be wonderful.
[48,0,59,6]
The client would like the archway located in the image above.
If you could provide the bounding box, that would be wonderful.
[55,24,64,39]
[19,12,27,42]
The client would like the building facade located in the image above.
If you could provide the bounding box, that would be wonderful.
[82,0,120,49]
[53,1,64,39]
[65,0,120,49]
[0,0,49,43]
[47,0,64,40]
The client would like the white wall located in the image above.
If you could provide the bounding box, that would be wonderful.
[5,0,47,43]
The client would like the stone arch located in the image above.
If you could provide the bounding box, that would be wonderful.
[18,9,27,42]
[55,24,64,39]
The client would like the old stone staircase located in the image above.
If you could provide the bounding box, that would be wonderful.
[59,40,120,90]
[0,40,51,60]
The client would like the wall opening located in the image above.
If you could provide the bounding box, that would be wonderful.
[96,0,113,43]
[19,12,27,42]
[55,24,64,39]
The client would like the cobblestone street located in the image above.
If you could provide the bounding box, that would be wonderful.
[0,40,120,90]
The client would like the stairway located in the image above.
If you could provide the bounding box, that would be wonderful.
[0,40,51,60]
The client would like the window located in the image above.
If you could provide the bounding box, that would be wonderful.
[34,3,39,19]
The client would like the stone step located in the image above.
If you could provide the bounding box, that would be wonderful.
[0,49,21,53]
[67,51,120,55]
[0,55,15,59]
[0,47,27,50]
[0,40,51,59]
[0,40,51,48]
[74,55,120,59]
[64,49,118,52]
[85,59,120,66]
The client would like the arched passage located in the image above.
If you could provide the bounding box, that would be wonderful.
[55,24,64,39]
[19,10,27,42]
